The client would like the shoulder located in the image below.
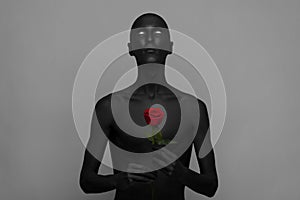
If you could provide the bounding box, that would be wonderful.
[181,94,209,127]
[179,92,208,112]
[165,84,208,113]
[94,93,114,124]
[196,98,208,114]
[94,91,127,121]
[95,93,112,112]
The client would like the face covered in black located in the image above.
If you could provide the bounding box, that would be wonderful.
[128,13,173,65]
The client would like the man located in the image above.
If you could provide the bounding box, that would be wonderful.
[79,13,218,200]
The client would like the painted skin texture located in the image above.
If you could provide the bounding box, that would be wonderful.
[79,13,218,200]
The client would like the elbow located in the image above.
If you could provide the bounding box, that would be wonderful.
[79,174,93,194]
[79,178,89,194]
[80,186,90,194]
[206,179,218,198]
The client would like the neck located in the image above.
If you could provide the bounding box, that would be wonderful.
[134,63,167,86]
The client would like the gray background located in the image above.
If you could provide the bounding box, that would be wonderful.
[1,0,300,200]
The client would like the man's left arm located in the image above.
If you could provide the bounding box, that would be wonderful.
[154,100,218,198]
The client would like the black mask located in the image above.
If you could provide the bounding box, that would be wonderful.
[128,13,173,65]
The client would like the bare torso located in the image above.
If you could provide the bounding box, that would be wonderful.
[100,83,198,200]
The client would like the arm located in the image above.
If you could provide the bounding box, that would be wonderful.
[79,96,157,193]
[80,150,118,193]
[179,100,218,197]
[154,100,218,198]
[79,97,118,193]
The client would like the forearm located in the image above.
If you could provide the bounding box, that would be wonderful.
[80,172,118,194]
[178,167,218,198]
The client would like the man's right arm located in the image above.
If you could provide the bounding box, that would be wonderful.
[79,95,156,193]
[79,150,118,193]
[79,96,118,193]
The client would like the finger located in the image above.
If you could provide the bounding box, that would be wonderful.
[161,164,174,175]
[128,176,133,183]
[128,174,155,183]
[128,163,144,168]
[161,148,177,160]
[128,163,144,173]
[152,157,175,176]
[131,172,157,180]
[153,148,177,165]
[153,157,167,167]
[160,165,174,176]
[128,163,145,171]
[142,172,157,180]
[128,163,154,172]
[127,168,157,180]
[161,167,173,176]
[157,151,173,163]
[154,151,176,170]
[128,168,144,173]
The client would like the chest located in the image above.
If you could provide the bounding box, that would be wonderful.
[109,94,189,152]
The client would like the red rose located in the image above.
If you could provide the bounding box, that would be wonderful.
[144,107,164,126]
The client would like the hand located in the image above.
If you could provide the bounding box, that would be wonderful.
[152,148,187,181]
[115,163,157,191]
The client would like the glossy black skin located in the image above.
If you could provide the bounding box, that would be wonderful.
[79,13,218,200]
